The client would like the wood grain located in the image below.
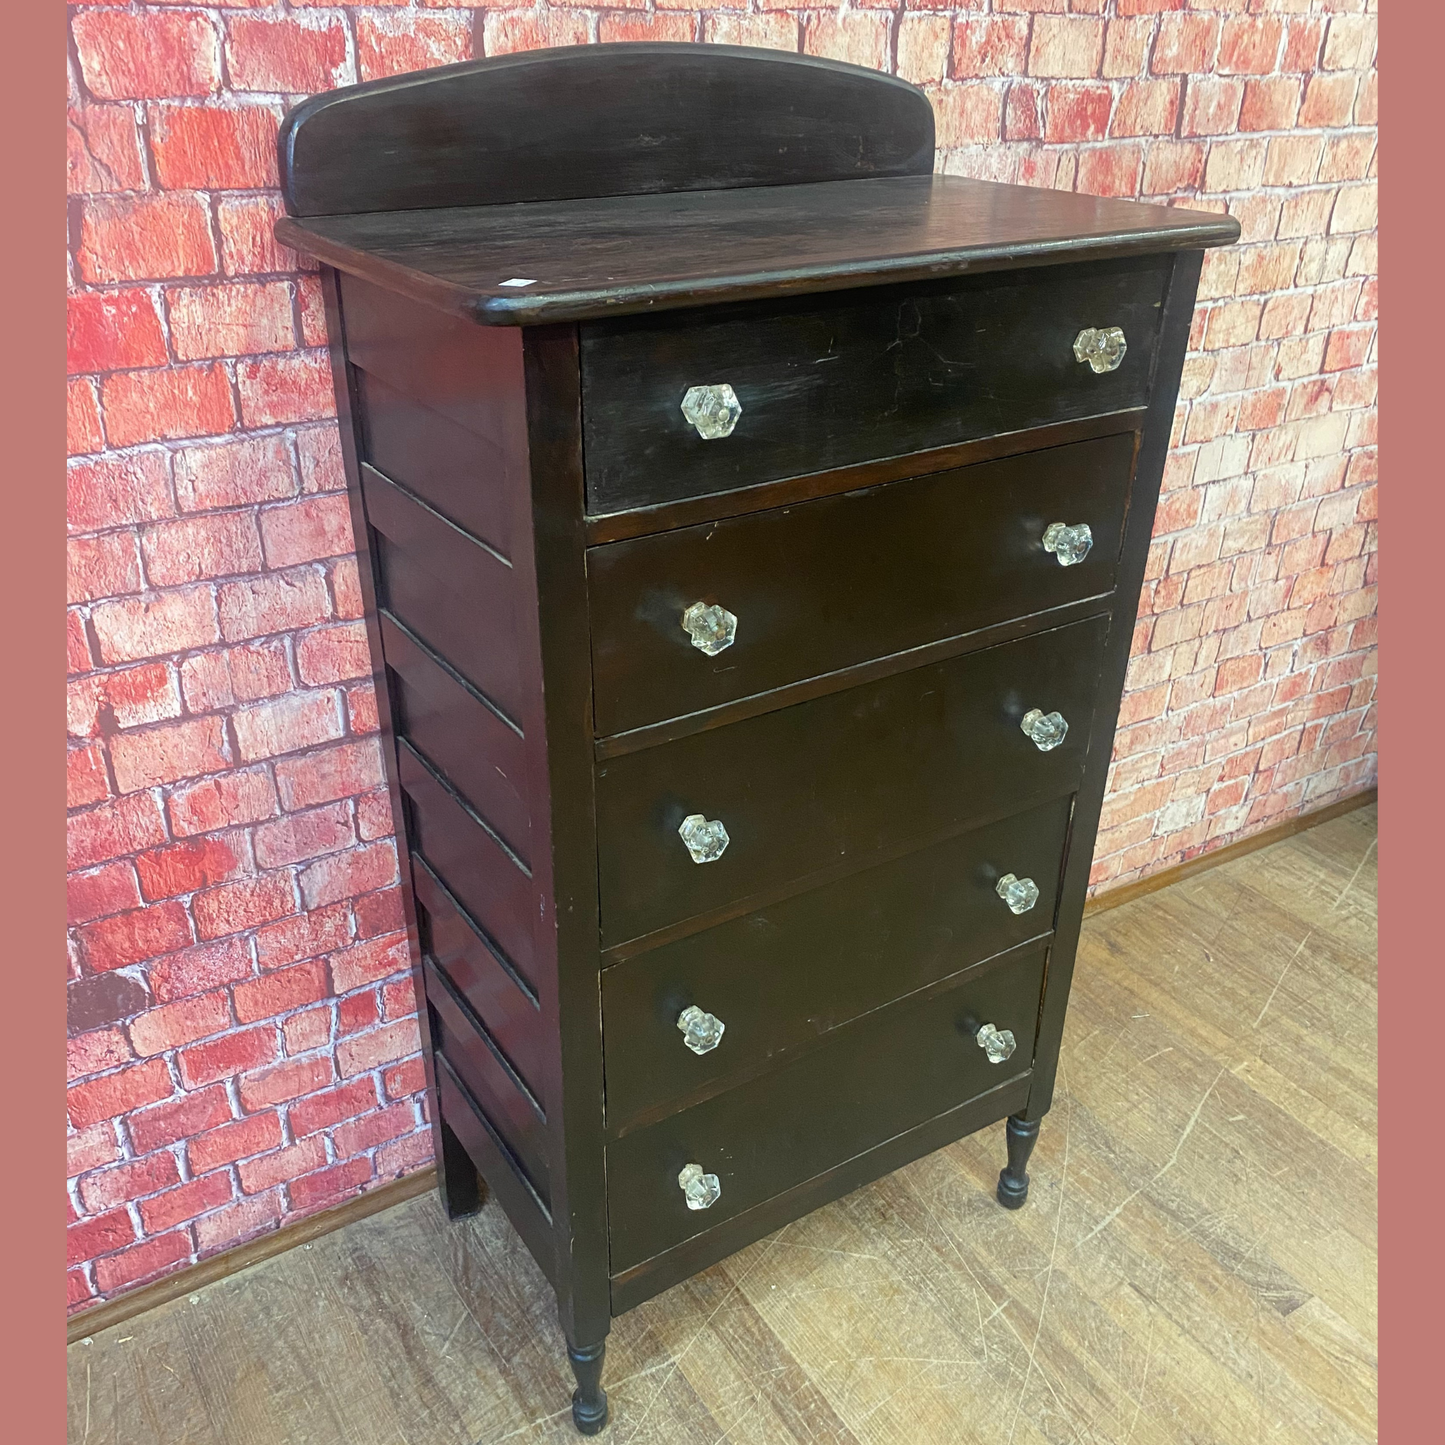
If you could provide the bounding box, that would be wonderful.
[67,803,1377,1445]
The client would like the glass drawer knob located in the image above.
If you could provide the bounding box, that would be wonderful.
[976,1023,1017,1065]
[681,384,742,439]
[1042,522,1093,567]
[1021,708,1069,752]
[678,1162,721,1210]
[678,1005,726,1056]
[1073,326,1127,374]
[681,601,737,656]
[996,873,1040,915]
[679,814,730,864]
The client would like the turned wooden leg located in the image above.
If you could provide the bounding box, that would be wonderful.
[567,1336,609,1435]
[437,1116,483,1220]
[997,1113,1041,1210]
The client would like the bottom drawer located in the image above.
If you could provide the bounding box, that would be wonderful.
[606,940,1047,1275]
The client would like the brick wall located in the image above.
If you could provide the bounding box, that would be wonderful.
[66,1,1377,1313]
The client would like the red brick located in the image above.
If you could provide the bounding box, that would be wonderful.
[283,1005,334,1055]
[78,1151,181,1215]
[67,743,111,811]
[68,1027,135,1083]
[338,989,380,1037]
[234,690,345,763]
[347,683,381,737]
[382,976,416,1021]
[952,18,1029,78]
[255,901,351,971]
[1283,18,1325,74]
[1111,80,1179,138]
[150,103,281,190]
[67,1207,135,1267]
[67,104,146,195]
[68,289,167,375]
[234,960,330,1025]
[68,378,104,455]
[68,792,169,872]
[1181,80,1244,137]
[1044,84,1111,143]
[68,532,142,605]
[1029,17,1104,78]
[236,352,334,428]
[142,512,263,588]
[333,1100,415,1158]
[80,902,193,974]
[67,1058,174,1131]
[72,11,220,101]
[1142,141,1204,196]
[1002,82,1041,142]
[329,933,410,993]
[275,738,385,810]
[293,623,370,688]
[188,1110,282,1175]
[601,13,697,46]
[76,193,218,284]
[168,768,279,839]
[68,452,172,533]
[128,990,232,1058]
[382,1055,427,1102]
[137,1170,233,1235]
[173,435,295,514]
[167,282,296,363]
[94,1230,194,1294]
[68,1121,123,1178]
[217,195,297,278]
[254,803,354,871]
[237,1136,329,1195]
[355,791,396,847]
[127,1084,232,1155]
[258,494,356,569]
[194,1188,284,1254]
[68,663,183,739]
[337,1019,419,1078]
[297,425,345,493]
[330,557,365,619]
[179,1025,279,1089]
[226,14,351,93]
[1239,77,1301,134]
[110,715,229,792]
[1076,145,1143,199]
[376,1128,433,1180]
[1152,14,1218,75]
[355,13,471,82]
[300,841,398,910]
[193,872,297,941]
[895,15,950,86]
[297,274,329,347]
[481,11,589,58]
[1217,18,1281,76]
[68,862,142,926]
[218,567,332,643]
[1300,73,1358,130]
[150,938,253,1004]
[239,1055,335,1112]
[180,642,291,716]
[136,836,248,903]
[104,364,236,448]
[289,1077,379,1138]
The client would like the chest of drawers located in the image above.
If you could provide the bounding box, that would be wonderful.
[277,42,1237,1434]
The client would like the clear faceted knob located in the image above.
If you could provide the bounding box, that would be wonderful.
[681,601,737,656]
[1021,708,1069,752]
[976,1023,1017,1065]
[678,814,729,864]
[678,1162,721,1210]
[681,384,742,439]
[1042,522,1094,567]
[995,873,1040,915]
[677,1005,726,1056]
[1073,326,1128,374]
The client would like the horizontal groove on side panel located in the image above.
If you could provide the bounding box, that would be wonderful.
[383,611,531,866]
[400,736,530,879]
[436,1053,556,1284]
[398,740,538,995]
[363,460,511,569]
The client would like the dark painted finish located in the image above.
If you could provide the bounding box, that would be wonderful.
[997,1113,1041,1210]
[581,259,1163,512]
[278,44,933,219]
[595,615,1108,949]
[602,797,1072,1136]
[589,432,1137,736]
[281,174,1236,326]
[607,942,1048,1275]
[283,43,1231,1433]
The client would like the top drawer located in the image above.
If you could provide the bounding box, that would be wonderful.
[581,256,1168,514]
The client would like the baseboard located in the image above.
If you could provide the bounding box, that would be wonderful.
[67,1166,438,1345]
[1084,785,1377,919]
[67,786,1377,1346]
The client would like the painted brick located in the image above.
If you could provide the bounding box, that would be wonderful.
[136,836,249,903]
[72,11,220,100]
[76,193,218,285]
[68,289,168,376]
[150,103,281,191]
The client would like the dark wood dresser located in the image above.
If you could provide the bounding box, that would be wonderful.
[276,43,1238,1434]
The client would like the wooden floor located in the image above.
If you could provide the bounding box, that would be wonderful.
[69,805,1377,1445]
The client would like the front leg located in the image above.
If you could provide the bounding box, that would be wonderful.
[996,1113,1041,1210]
[567,1335,609,1435]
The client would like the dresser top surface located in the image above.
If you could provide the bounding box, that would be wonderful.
[278,174,1238,326]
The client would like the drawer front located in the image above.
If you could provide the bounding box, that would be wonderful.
[603,795,1071,1134]
[581,257,1167,514]
[589,432,1135,737]
[606,941,1047,1274]
[596,614,1108,948]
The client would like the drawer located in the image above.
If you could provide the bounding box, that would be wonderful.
[581,256,1167,514]
[606,940,1047,1274]
[596,614,1107,948]
[603,794,1071,1134]
[588,432,1135,737]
